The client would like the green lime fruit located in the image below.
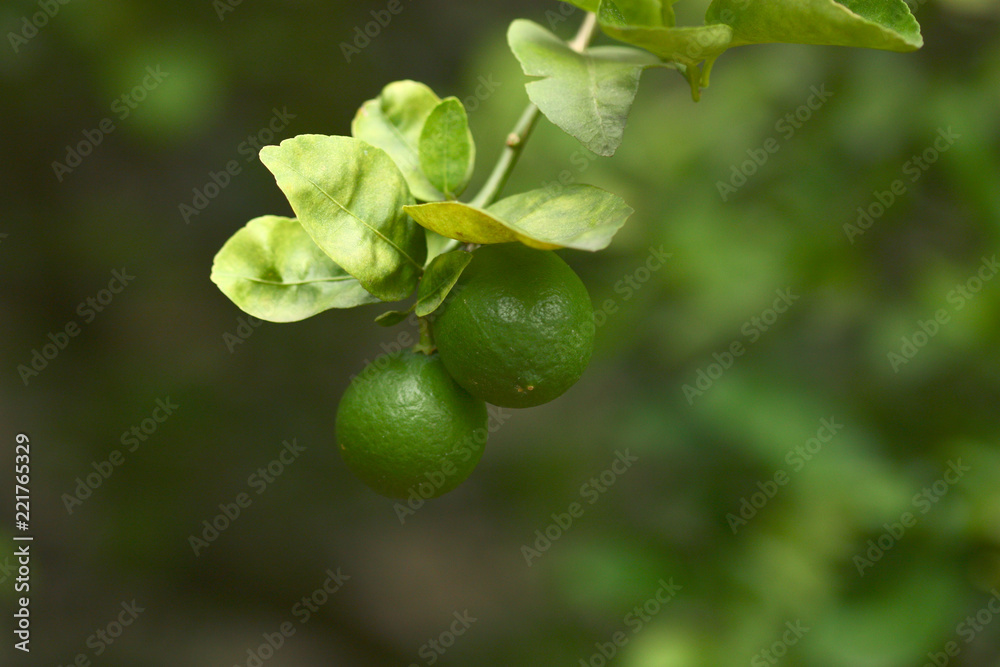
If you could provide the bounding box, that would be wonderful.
[432,243,595,408]
[336,350,488,498]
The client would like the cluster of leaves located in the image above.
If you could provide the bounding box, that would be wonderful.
[211,78,633,324]
[210,0,921,325]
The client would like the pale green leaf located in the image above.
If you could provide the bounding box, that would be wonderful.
[211,215,378,323]
[419,98,476,200]
[351,80,445,202]
[259,135,425,303]
[488,184,633,251]
[405,184,632,252]
[508,19,663,156]
[415,250,473,317]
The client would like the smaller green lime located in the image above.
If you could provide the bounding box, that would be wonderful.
[336,351,488,498]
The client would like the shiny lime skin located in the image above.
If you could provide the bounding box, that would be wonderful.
[433,243,595,408]
[336,351,488,498]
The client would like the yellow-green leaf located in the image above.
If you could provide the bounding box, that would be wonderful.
[405,184,632,252]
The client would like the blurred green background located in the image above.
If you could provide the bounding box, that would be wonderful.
[2,0,999,665]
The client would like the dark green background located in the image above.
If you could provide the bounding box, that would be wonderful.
[2,0,999,665]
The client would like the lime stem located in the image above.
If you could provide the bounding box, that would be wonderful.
[413,316,436,355]
[468,103,542,209]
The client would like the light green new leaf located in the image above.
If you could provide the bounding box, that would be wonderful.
[508,19,663,157]
[415,250,473,317]
[351,80,445,202]
[211,215,379,323]
[260,135,425,303]
[405,184,632,252]
[488,185,633,251]
[419,98,475,200]
[705,0,922,52]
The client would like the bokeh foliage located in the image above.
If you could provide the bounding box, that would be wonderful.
[1,0,998,665]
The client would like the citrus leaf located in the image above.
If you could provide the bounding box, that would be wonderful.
[508,19,663,157]
[598,21,734,67]
[351,80,445,202]
[211,215,379,323]
[375,307,413,327]
[405,201,518,246]
[416,250,473,317]
[488,184,633,251]
[705,0,923,52]
[260,135,425,303]
[405,184,632,252]
[419,98,476,200]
